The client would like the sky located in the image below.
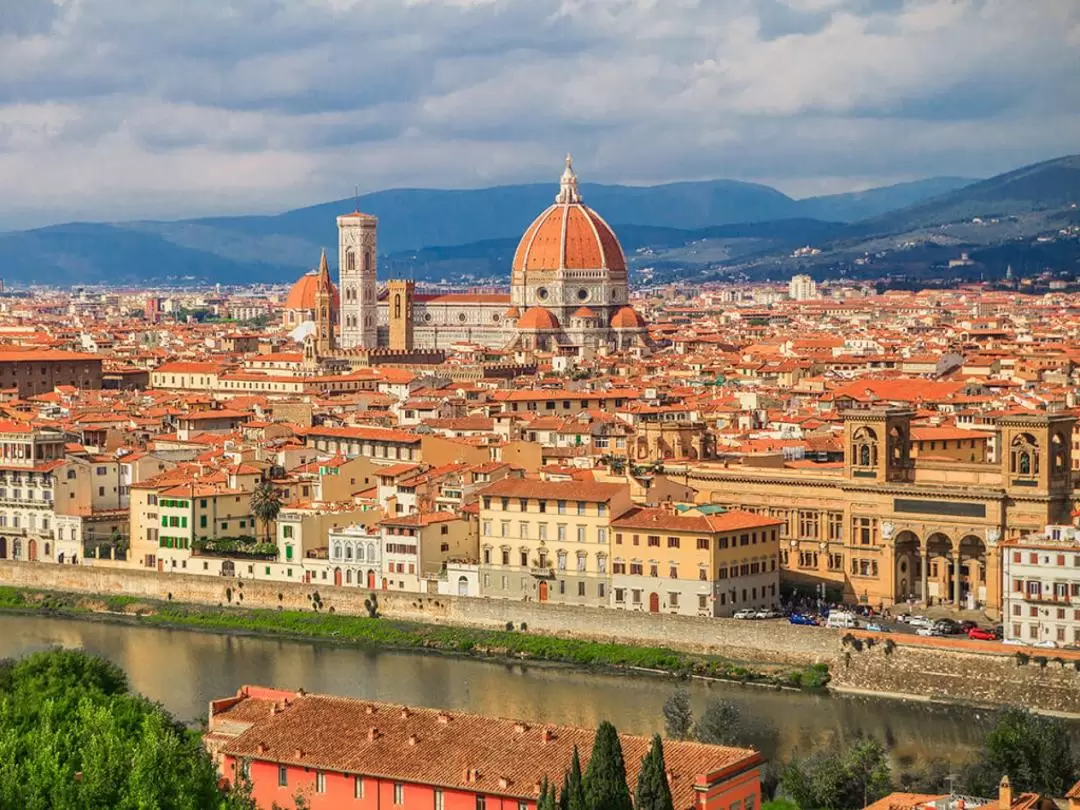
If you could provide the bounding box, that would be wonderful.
[1,0,1078,230]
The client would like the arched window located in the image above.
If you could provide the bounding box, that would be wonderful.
[345,544,353,561]
[362,250,371,272]
[1010,433,1039,477]
[346,569,352,584]
[356,544,365,562]
[394,294,401,319]
[346,249,356,272]
[888,425,907,465]
[367,543,376,560]
[333,543,342,560]
[1052,432,1067,472]
[851,426,878,468]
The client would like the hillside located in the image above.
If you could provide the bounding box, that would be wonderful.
[0,175,976,286]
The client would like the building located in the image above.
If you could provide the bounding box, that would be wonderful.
[683,407,1075,613]
[297,156,649,358]
[0,347,103,396]
[379,511,476,592]
[477,478,632,607]
[610,505,783,617]
[1001,525,1080,646]
[282,265,339,332]
[788,274,818,302]
[207,686,763,810]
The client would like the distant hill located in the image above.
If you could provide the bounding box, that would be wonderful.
[851,154,1080,237]
[11,158,1076,287]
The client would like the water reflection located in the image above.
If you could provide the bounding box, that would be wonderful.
[0,614,1051,767]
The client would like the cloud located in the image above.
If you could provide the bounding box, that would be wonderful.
[0,0,1078,228]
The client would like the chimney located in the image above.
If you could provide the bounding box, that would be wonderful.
[514,721,529,733]
[438,712,451,724]
[256,743,267,755]
[401,708,412,719]
[368,727,380,742]
[366,705,376,715]
[296,687,307,697]
[294,748,304,760]
[541,728,555,743]
[270,704,278,716]
[408,735,419,746]
[999,776,1012,810]
[499,777,510,789]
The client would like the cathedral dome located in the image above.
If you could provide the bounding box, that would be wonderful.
[610,306,646,330]
[511,156,626,277]
[285,270,339,312]
[517,306,561,331]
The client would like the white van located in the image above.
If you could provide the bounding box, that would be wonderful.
[826,611,859,629]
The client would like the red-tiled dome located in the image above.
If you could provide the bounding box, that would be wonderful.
[285,271,339,311]
[610,306,646,330]
[516,306,561,331]
[572,306,598,319]
[511,156,626,277]
[505,306,522,319]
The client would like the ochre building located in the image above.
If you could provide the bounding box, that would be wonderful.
[684,408,1075,615]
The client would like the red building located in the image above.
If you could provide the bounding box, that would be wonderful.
[206,686,763,810]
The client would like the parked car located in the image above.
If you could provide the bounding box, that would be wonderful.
[733,609,756,619]
[907,616,933,629]
[865,622,888,632]
[895,614,912,624]
[934,619,964,635]
[1002,638,1024,646]
[967,627,996,641]
[1032,640,1058,649]
[916,626,941,637]
[826,611,859,629]
[789,613,818,626]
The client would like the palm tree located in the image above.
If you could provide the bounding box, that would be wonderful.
[250,481,283,543]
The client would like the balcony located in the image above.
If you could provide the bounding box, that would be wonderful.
[1021,592,1072,606]
[529,562,555,578]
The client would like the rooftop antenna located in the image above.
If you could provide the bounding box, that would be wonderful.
[354,184,360,213]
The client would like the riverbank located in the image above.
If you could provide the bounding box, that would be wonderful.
[0,586,830,690]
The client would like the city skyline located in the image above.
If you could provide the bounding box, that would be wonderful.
[2,0,1079,229]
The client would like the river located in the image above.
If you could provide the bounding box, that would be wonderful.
[0,613,1041,770]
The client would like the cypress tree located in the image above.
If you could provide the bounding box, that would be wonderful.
[559,771,571,810]
[584,722,633,810]
[539,778,557,810]
[635,735,675,810]
[567,745,588,810]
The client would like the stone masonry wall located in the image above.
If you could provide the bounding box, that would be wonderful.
[0,561,832,665]
[829,639,1080,715]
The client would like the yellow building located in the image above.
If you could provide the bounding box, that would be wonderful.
[684,408,1074,614]
[610,506,783,616]
[477,478,632,607]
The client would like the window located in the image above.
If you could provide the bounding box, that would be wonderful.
[577,501,586,515]
[435,790,445,810]
[577,526,586,543]
[394,784,405,805]
[578,581,586,596]
[669,592,680,608]
[278,765,288,787]
[647,535,660,547]
[316,772,326,794]
[557,500,566,515]
[667,536,680,549]
[697,538,709,550]
[615,588,625,602]
[477,797,487,810]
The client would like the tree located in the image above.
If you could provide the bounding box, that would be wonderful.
[693,699,742,747]
[250,480,283,543]
[565,745,587,810]
[584,721,633,810]
[538,777,558,810]
[662,688,693,740]
[635,735,675,810]
[0,648,244,809]
[779,738,891,810]
[960,707,1078,796]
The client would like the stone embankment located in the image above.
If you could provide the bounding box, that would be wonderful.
[0,561,833,666]
[5,562,1080,715]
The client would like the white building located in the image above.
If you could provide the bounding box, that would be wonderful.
[1002,525,1080,647]
[788,274,818,301]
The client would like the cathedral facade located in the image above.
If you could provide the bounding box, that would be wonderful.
[333,156,649,355]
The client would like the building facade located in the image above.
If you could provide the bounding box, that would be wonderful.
[208,686,763,810]
[1002,525,1080,646]
[684,408,1075,613]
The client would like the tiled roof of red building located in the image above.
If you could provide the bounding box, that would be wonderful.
[479,476,626,503]
[213,688,760,809]
[613,506,783,534]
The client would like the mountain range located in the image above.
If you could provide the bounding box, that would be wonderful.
[0,153,1076,287]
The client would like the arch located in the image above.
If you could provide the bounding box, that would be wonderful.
[457,575,469,597]
[367,569,376,589]
[394,294,402,319]
[851,426,878,468]
[346,249,356,272]
[346,569,352,584]
[648,592,660,613]
[1051,431,1067,472]
[334,567,343,587]
[888,425,908,466]
[356,544,365,562]
[1010,432,1039,476]
[333,542,342,561]
[222,560,235,577]
[958,534,987,608]
[892,530,921,602]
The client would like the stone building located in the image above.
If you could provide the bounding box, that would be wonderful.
[1001,524,1080,646]
[0,348,103,396]
[683,407,1075,614]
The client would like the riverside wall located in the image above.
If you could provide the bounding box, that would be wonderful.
[829,637,1080,715]
[0,561,833,666]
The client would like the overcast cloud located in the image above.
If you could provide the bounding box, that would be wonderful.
[1,0,1078,228]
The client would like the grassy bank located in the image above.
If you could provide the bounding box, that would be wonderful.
[0,585,829,690]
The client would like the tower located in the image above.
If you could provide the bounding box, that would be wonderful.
[843,408,913,484]
[314,249,336,357]
[387,280,415,351]
[337,210,378,349]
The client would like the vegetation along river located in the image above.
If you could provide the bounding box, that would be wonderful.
[0,613,1065,771]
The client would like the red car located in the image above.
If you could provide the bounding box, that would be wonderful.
[968,627,996,640]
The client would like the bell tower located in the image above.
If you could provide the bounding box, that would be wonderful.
[338,210,378,349]
[843,408,913,483]
[314,249,335,357]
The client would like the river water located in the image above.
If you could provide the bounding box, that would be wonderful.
[0,614,1035,770]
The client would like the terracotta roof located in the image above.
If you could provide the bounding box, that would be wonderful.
[285,270,339,312]
[513,202,626,275]
[517,307,561,331]
[613,506,783,534]
[479,476,626,503]
[214,688,760,810]
[611,306,647,330]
